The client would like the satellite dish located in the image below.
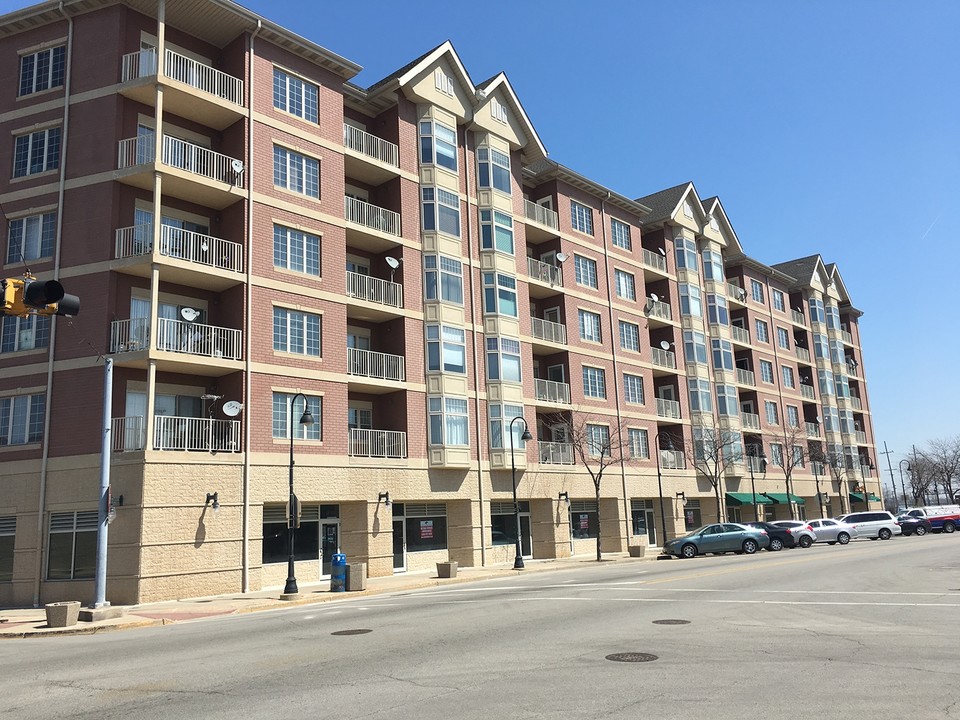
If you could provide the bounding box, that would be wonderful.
[385,256,400,269]
[230,159,244,174]
[200,240,209,253]
[815,416,822,423]
[660,340,671,350]
[657,247,667,257]
[180,307,201,322]
[222,401,243,417]
[649,293,659,303]
[555,252,569,263]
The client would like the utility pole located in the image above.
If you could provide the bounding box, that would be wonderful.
[93,357,113,609]
[880,441,897,511]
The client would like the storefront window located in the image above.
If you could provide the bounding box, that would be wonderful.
[569,501,599,539]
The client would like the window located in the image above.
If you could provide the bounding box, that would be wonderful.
[578,309,601,342]
[273,224,320,276]
[750,279,765,303]
[628,428,649,459]
[426,324,466,374]
[273,145,319,198]
[777,327,790,350]
[675,237,698,272]
[47,511,97,580]
[780,365,796,388]
[792,445,805,467]
[404,503,449,552]
[765,401,780,425]
[434,67,455,96]
[823,407,840,433]
[830,339,845,364]
[424,255,464,304]
[814,333,829,359]
[611,218,631,250]
[428,396,468,446]
[419,119,457,172]
[683,330,708,364]
[712,339,734,371]
[13,127,61,177]
[586,424,610,457]
[480,209,514,254]
[614,269,636,301]
[706,294,729,325]
[1,314,50,353]
[819,368,835,397]
[688,378,712,412]
[760,360,774,384]
[582,366,606,399]
[273,308,321,356]
[786,405,800,428]
[839,409,855,434]
[488,403,526,449]
[574,255,598,288]
[772,289,785,312]
[569,500,599,539]
[486,337,521,382]
[0,516,13,581]
[570,200,594,235]
[0,393,45,445]
[273,68,318,123]
[19,46,66,96]
[624,374,645,404]
[7,211,55,262]
[755,319,769,343]
[679,284,702,317]
[262,504,326,564]
[619,321,640,352]
[421,187,460,237]
[482,272,518,317]
[825,304,841,330]
[716,384,739,416]
[836,374,850,399]
[808,297,825,324]
[272,392,322,440]
[490,97,508,123]
[702,249,724,281]
[477,147,510,193]
[769,443,784,467]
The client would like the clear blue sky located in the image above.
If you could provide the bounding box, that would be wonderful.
[5,0,958,484]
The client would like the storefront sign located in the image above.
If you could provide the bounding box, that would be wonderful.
[420,520,434,539]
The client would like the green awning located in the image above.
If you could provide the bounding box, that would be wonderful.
[726,492,773,506]
[849,492,882,503]
[762,493,806,505]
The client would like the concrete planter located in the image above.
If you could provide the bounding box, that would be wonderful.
[45,601,81,628]
[628,544,646,557]
[346,563,367,591]
[436,561,458,578]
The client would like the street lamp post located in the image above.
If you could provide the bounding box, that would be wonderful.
[284,392,315,596]
[898,460,911,510]
[509,416,533,570]
[747,444,767,522]
[655,433,674,543]
[812,456,824,518]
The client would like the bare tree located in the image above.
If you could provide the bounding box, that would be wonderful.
[920,436,960,503]
[907,452,936,505]
[768,423,810,520]
[681,418,744,523]
[545,411,633,561]
[821,447,851,516]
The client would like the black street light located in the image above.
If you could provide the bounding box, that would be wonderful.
[898,459,911,510]
[812,454,825,518]
[284,392,315,596]
[655,433,674,543]
[747,444,767,522]
[509,416,533,570]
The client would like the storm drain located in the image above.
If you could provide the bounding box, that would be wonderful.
[606,652,658,663]
[331,629,373,636]
[652,619,690,625]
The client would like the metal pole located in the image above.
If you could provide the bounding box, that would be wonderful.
[881,441,897,512]
[92,357,113,609]
[813,463,823,518]
[655,432,667,544]
[284,392,307,596]
[509,416,525,570]
[898,460,910,510]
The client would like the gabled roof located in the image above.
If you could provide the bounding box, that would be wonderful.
[364,40,474,98]
[700,196,744,255]
[635,182,706,227]
[473,71,546,163]
[770,254,825,288]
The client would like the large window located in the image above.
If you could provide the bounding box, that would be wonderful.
[688,378,712,412]
[809,297,825,323]
[7,211,55,262]
[570,500,599,539]
[273,145,319,198]
[480,209,514,254]
[570,200,593,235]
[819,368,835,397]
[424,255,464,304]
[760,359,774,384]
[716,384,739,416]
[813,332,829,359]
[273,68,319,123]
[623,374,645,404]
[0,393,45,445]
[419,120,457,172]
[582,366,606,399]
[611,218,632,250]
[574,255,598,288]
[772,289,785,312]
[781,365,795,388]
[262,504,326,564]
[426,324,466,374]
[765,401,780,425]
[403,503,448,552]
[428,396,469,446]
[628,428,649,459]
[486,337,521,382]
[755,319,769,343]
[777,327,791,350]
[273,308,321,356]
[702,249,725,282]
[0,516,13,582]
[679,284,702,317]
[47,511,96,580]
[751,279,765,303]
[712,339,734,371]
[675,237,698,272]
[273,224,320,276]
[421,187,461,237]
[684,330,708,364]
[272,392,322,440]
[825,304,841,330]
[786,405,801,428]
[19,46,65,96]
[477,147,511,193]
[586,424,610,457]
[1,314,50,353]
[619,321,640,352]
[13,127,61,178]
[578,309,601,343]
[482,272,518,317]
[615,269,636,300]
[706,294,729,326]
[488,403,526,449]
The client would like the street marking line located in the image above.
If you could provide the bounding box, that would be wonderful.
[659,588,953,597]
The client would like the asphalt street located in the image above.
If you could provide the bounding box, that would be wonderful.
[3,535,959,719]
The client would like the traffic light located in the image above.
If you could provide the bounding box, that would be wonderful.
[1,275,80,318]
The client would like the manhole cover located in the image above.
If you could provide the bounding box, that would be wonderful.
[606,652,658,663]
[331,629,372,636]
[653,619,690,625]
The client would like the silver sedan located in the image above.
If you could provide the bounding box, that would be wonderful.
[805,518,856,545]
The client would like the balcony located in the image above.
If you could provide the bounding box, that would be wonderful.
[526,256,563,290]
[343,123,400,185]
[652,347,677,371]
[119,48,244,130]
[347,347,405,383]
[660,449,685,470]
[116,134,245,209]
[727,283,747,304]
[791,309,805,325]
[646,300,672,323]
[796,346,811,363]
[811,461,826,476]
[800,384,816,400]
[109,317,242,376]
[349,428,407,459]
[641,248,668,276]
[111,416,145,452]
[841,329,854,344]
[742,412,761,430]
[851,396,863,411]
[806,421,820,438]
[344,196,402,252]
[860,463,873,478]
[538,441,575,465]
[856,430,867,444]
[747,456,765,473]
[535,378,571,405]
[735,368,755,386]
[154,415,240,452]
[523,200,559,241]
[530,316,567,345]
[656,398,681,420]
[345,271,404,318]
[731,325,751,345]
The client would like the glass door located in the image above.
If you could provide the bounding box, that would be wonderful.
[392,519,406,572]
[320,521,339,578]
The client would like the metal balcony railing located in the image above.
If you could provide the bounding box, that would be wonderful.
[535,378,571,404]
[742,412,761,430]
[111,416,145,452]
[343,123,399,167]
[347,347,405,382]
[344,196,401,236]
[109,317,150,352]
[855,430,867,444]
[747,456,765,473]
[652,347,676,370]
[117,135,245,188]
[348,428,407,458]
[109,318,241,360]
[731,325,751,344]
[800,384,816,400]
[154,415,240,452]
[811,461,826,476]
[660,449,685,469]
[850,396,863,411]
[842,329,853,344]
[806,422,820,438]
[345,270,403,308]
[115,224,244,273]
[735,368,755,386]
[530,316,567,344]
[796,346,811,363]
[860,463,873,477]
[642,248,667,272]
[121,48,244,105]
[523,199,559,230]
[538,441,575,465]
[728,283,747,302]
[527,257,563,286]
[656,398,681,419]
[647,300,672,321]
[792,309,805,325]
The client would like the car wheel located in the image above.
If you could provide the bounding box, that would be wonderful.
[878,528,892,540]
[799,535,813,548]
[837,532,850,545]
[944,522,956,534]
[768,538,784,551]
[742,539,758,554]
[915,525,928,536]
[681,544,697,559]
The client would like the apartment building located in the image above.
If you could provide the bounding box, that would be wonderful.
[0,0,878,607]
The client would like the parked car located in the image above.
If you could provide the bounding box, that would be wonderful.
[662,523,770,559]
[897,514,933,536]
[745,521,797,551]
[770,520,817,548]
[902,505,960,533]
[806,518,856,545]
[836,511,902,539]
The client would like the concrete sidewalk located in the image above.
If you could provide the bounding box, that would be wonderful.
[0,552,657,639]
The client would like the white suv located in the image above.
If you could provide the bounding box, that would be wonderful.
[837,511,902,540]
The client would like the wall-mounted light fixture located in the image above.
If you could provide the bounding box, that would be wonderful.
[675,491,687,506]
[205,492,220,513]
[558,491,570,504]
[378,491,391,507]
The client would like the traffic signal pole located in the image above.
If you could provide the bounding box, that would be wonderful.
[93,357,113,609]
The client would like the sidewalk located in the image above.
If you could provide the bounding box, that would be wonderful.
[0,551,656,639]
